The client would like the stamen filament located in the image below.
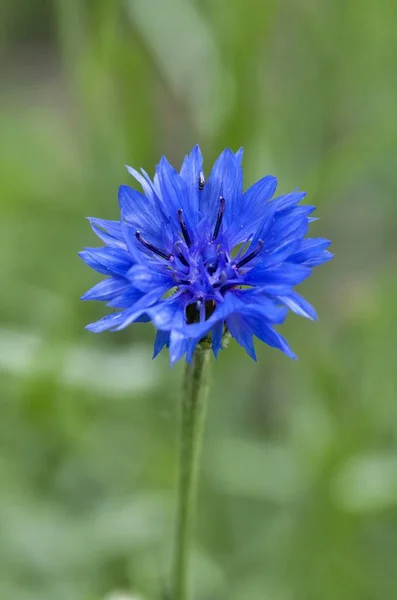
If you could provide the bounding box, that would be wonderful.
[135,231,173,261]
[177,209,192,247]
[236,239,264,268]
[177,252,189,267]
[212,196,225,241]
[175,241,190,267]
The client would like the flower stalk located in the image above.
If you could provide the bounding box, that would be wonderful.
[172,347,211,600]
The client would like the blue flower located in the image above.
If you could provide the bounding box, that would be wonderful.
[80,145,332,364]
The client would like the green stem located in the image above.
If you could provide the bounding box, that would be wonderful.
[173,347,211,600]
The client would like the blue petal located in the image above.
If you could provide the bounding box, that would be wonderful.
[250,284,291,296]
[90,223,127,250]
[87,217,124,244]
[265,214,309,254]
[153,329,170,358]
[258,236,303,269]
[278,291,318,320]
[79,247,133,276]
[227,175,277,245]
[226,314,257,361]
[81,277,130,301]
[211,321,224,358]
[202,148,243,227]
[169,330,188,365]
[86,311,129,332]
[248,199,284,250]
[127,264,173,292]
[149,297,186,331]
[155,156,194,226]
[118,185,163,242]
[125,164,164,216]
[245,316,297,359]
[235,291,289,325]
[179,144,203,215]
[243,174,278,212]
[107,289,166,332]
[302,249,333,267]
[288,238,332,265]
[273,190,307,213]
[250,198,310,251]
[100,288,172,333]
[86,303,153,333]
[107,289,144,308]
[243,263,312,287]
[186,339,199,363]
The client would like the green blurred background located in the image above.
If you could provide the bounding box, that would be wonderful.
[1,1,397,599]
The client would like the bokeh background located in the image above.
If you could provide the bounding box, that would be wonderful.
[1,1,397,599]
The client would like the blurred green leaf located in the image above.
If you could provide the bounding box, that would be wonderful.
[1,0,397,598]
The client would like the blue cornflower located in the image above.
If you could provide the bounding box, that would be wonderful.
[80,146,332,364]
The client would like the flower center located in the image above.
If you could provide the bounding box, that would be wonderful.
[135,195,264,312]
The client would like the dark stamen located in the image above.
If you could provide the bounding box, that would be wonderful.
[212,196,225,241]
[236,239,264,268]
[174,241,189,267]
[198,171,205,191]
[177,209,192,247]
[136,231,173,261]
[177,252,189,267]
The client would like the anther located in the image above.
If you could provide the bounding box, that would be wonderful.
[236,239,264,268]
[135,231,173,261]
[212,196,225,241]
[177,252,189,267]
[177,209,192,247]
[198,171,205,191]
[174,241,189,267]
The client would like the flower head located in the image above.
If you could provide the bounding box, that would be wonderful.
[80,146,332,364]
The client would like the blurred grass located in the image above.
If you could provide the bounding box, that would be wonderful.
[1,1,397,599]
